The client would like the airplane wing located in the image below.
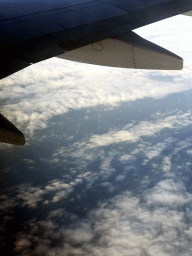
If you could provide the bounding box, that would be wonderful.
[1,0,192,145]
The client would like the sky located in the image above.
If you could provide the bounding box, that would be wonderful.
[1,14,192,256]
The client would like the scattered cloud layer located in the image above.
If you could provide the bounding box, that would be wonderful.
[1,14,192,256]
[51,110,192,164]
[13,186,192,256]
[1,59,192,139]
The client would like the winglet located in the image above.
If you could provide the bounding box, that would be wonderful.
[0,113,25,145]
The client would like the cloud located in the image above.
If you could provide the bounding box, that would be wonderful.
[13,186,192,256]
[22,159,35,164]
[2,116,192,255]
[41,107,192,198]
[119,154,135,162]
[0,195,17,212]
[144,142,172,160]
[15,173,97,208]
[17,183,46,208]
[116,174,126,181]
[10,101,188,215]
[2,14,192,256]
[145,179,192,207]
[162,156,172,176]
[14,238,32,254]
[51,189,73,203]
[44,180,71,192]
[187,149,192,155]
[65,111,192,155]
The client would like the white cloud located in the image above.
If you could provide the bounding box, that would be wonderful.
[77,171,92,179]
[116,174,126,182]
[64,223,94,243]
[3,126,192,255]
[68,111,192,153]
[22,159,35,164]
[173,139,192,156]
[15,180,74,207]
[52,190,72,203]
[0,195,17,212]
[15,170,103,208]
[119,154,135,162]
[162,156,173,177]
[14,238,32,253]
[45,180,71,192]
[17,183,46,208]
[145,179,192,207]
[42,108,192,196]
[187,149,192,155]
[139,137,176,164]
[13,187,192,256]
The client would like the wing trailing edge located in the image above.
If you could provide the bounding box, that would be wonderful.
[57,31,183,70]
[0,113,25,145]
